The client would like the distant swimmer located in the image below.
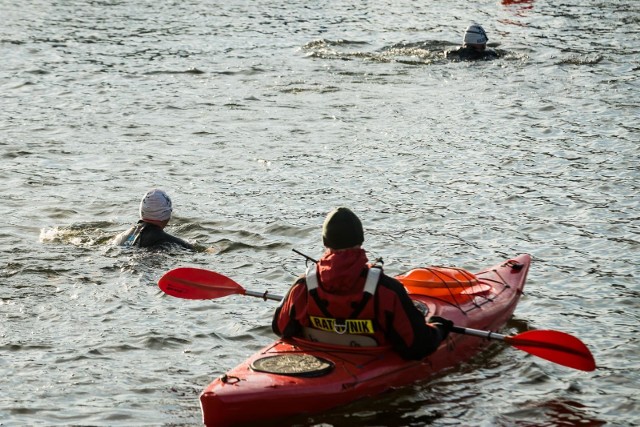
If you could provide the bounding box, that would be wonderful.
[445,23,499,61]
[113,188,194,250]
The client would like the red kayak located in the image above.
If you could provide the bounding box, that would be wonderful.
[199,254,531,426]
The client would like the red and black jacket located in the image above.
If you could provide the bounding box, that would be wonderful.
[305,264,385,346]
[272,248,445,360]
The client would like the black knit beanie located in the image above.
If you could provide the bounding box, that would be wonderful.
[322,207,364,250]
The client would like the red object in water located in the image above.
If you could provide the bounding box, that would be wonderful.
[199,254,532,426]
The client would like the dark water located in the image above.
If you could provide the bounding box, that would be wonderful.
[1,0,638,425]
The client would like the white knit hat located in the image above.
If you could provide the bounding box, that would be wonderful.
[463,24,488,45]
[139,189,173,221]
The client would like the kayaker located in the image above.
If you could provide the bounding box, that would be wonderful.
[272,207,453,360]
[113,188,194,250]
[445,23,499,61]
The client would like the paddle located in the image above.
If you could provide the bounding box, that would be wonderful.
[158,267,596,372]
[158,267,283,301]
[450,326,596,371]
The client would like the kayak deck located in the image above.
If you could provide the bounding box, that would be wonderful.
[200,254,531,426]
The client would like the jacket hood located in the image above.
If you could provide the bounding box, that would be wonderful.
[317,248,369,294]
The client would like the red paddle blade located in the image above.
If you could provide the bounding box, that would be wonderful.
[158,267,245,300]
[506,330,596,371]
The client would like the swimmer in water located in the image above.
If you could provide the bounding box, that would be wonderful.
[446,23,499,61]
[113,188,194,250]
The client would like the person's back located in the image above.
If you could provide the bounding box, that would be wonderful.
[272,207,451,360]
[113,188,194,250]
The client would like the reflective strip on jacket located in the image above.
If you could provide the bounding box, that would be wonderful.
[304,264,384,346]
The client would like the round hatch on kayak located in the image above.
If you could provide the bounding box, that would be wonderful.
[251,354,334,377]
